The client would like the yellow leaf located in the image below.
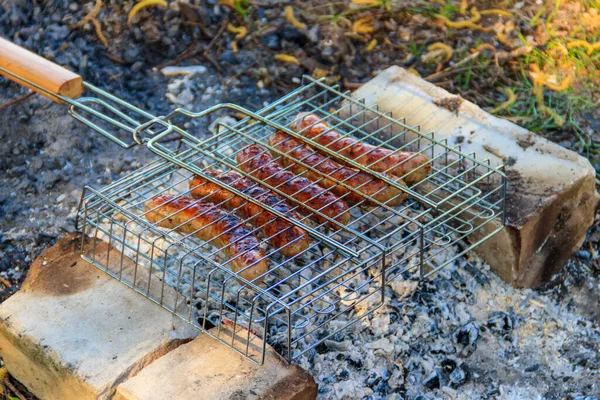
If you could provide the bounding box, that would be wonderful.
[312,68,329,79]
[459,0,468,15]
[77,0,103,26]
[231,40,239,53]
[479,9,512,17]
[275,54,300,65]
[128,0,168,24]
[284,6,307,30]
[365,39,377,52]
[567,40,594,55]
[490,87,516,114]
[227,24,248,40]
[352,16,375,34]
[91,18,109,48]
[352,0,379,5]
[435,14,492,31]
[427,42,453,61]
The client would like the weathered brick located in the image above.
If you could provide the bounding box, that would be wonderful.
[115,325,317,400]
[0,234,199,399]
[347,66,599,288]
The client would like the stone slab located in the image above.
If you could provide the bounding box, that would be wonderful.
[114,324,317,400]
[0,234,199,399]
[348,66,599,288]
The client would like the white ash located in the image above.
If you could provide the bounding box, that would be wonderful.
[160,65,207,77]
[84,167,600,400]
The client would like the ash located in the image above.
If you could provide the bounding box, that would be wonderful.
[297,255,600,399]
[1,1,600,399]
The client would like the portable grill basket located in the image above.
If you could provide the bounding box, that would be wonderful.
[1,47,506,364]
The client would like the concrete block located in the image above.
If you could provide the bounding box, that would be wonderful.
[115,324,317,400]
[0,234,199,399]
[348,66,599,288]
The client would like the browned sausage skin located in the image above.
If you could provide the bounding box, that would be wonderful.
[268,131,407,207]
[290,112,431,185]
[189,170,310,257]
[144,195,268,282]
[236,144,351,228]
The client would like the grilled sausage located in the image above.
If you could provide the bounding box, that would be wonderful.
[189,170,310,257]
[290,112,431,185]
[144,195,268,282]
[236,145,351,228]
[268,131,408,206]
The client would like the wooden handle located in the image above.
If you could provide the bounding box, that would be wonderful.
[0,37,83,103]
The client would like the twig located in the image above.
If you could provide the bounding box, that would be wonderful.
[0,277,11,289]
[433,81,453,88]
[225,60,258,86]
[103,52,125,64]
[425,51,483,82]
[205,19,228,53]
[154,20,228,72]
[0,91,35,111]
[424,66,473,82]
[4,379,27,400]
[155,42,203,70]
[202,19,229,75]
[343,78,362,90]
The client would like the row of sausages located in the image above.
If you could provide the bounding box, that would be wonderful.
[143,113,432,283]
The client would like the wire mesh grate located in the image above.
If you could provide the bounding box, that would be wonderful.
[75,77,506,364]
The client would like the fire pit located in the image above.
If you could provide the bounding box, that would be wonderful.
[1,20,599,400]
[1,39,506,366]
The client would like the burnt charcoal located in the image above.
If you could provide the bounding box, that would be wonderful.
[317,387,332,395]
[315,341,332,354]
[434,278,455,294]
[464,262,490,286]
[486,311,514,335]
[122,47,141,64]
[374,379,390,394]
[337,369,350,380]
[365,373,381,388]
[346,354,363,368]
[522,363,539,373]
[260,33,281,51]
[453,323,479,346]
[451,270,466,286]
[423,371,442,389]
[441,358,457,373]
[219,50,240,65]
[577,250,592,261]
[281,25,306,44]
[449,364,468,388]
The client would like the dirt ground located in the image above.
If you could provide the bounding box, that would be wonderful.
[1,0,600,399]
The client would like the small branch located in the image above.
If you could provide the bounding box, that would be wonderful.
[0,91,35,111]
[425,51,482,82]
[4,379,27,400]
[425,66,473,82]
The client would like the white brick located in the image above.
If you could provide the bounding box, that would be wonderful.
[0,234,199,399]
[115,325,317,400]
[348,66,599,288]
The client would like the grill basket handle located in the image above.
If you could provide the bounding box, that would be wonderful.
[0,37,83,103]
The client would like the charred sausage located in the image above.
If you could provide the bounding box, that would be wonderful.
[144,195,268,282]
[236,145,351,228]
[290,112,431,185]
[268,131,407,206]
[189,170,310,257]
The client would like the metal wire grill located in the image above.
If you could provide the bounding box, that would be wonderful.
[69,77,506,364]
